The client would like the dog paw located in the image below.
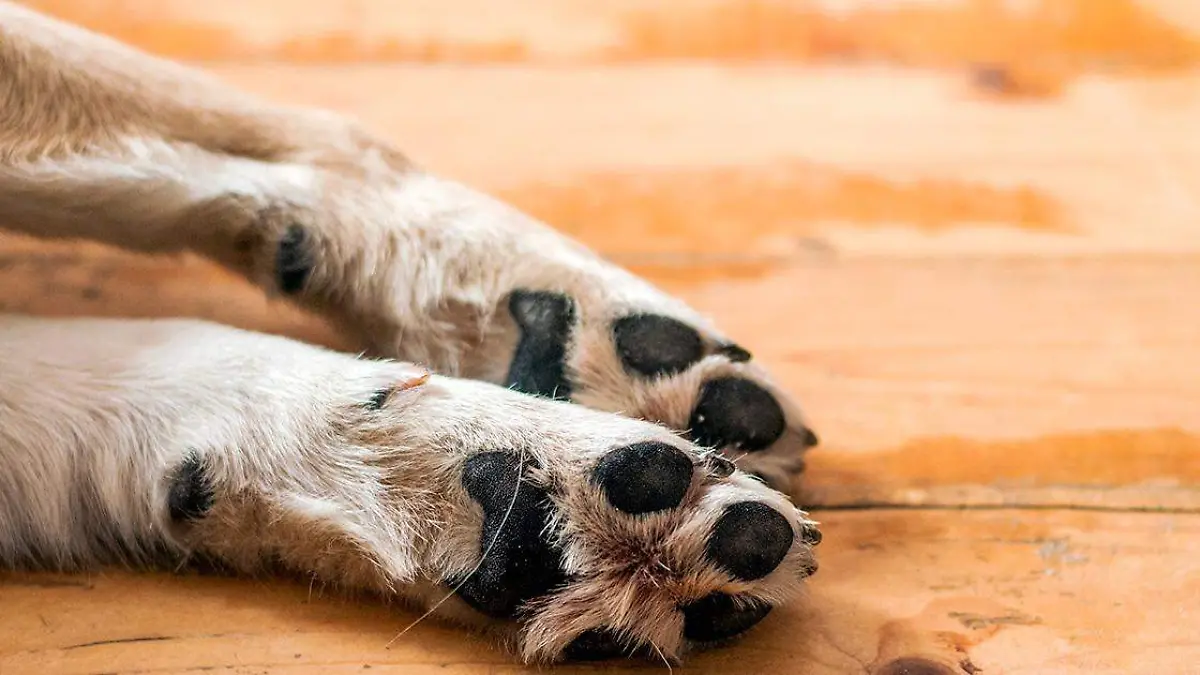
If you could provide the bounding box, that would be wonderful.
[9,318,818,664]
[499,286,818,489]
[252,172,817,490]
[392,379,820,662]
[170,362,818,663]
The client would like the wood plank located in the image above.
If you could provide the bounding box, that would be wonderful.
[3,509,1197,674]
[3,5,1198,673]
[802,429,1200,510]
[196,63,1200,258]
[0,239,346,351]
[17,0,1200,82]
[3,242,1196,510]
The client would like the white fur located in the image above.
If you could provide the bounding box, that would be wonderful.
[0,315,815,661]
[0,139,320,259]
[0,316,403,568]
[0,2,819,662]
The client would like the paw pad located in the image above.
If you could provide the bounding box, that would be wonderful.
[706,501,793,581]
[505,290,575,400]
[612,314,704,378]
[275,224,312,294]
[563,628,630,661]
[682,593,773,642]
[689,377,786,452]
[167,453,214,522]
[593,442,694,515]
[456,452,566,617]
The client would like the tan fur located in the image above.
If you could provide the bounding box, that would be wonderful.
[0,1,820,662]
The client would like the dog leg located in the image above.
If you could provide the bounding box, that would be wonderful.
[0,1,817,488]
[0,315,818,662]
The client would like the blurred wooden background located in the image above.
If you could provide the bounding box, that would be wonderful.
[1,1,1198,674]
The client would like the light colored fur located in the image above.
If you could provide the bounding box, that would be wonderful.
[0,315,813,661]
[0,1,818,662]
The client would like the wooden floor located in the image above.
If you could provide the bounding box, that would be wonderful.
[2,1,1199,673]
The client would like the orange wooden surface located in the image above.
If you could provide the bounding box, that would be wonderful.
[2,1,1199,673]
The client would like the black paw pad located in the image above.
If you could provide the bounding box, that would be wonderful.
[689,377,785,452]
[682,593,773,642]
[592,442,694,515]
[505,290,575,400]
[563,628,630,661]
[706,501,793,581]
[275,224,312,295]
[612,314,704,378]
[456,452,566,618]
[167,453,214,522]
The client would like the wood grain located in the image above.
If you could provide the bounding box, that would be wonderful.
[3,510,1197,675]
[3,0,1199,673]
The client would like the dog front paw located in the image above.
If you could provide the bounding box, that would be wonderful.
[168,359,818,663]
[255,173,818,492]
